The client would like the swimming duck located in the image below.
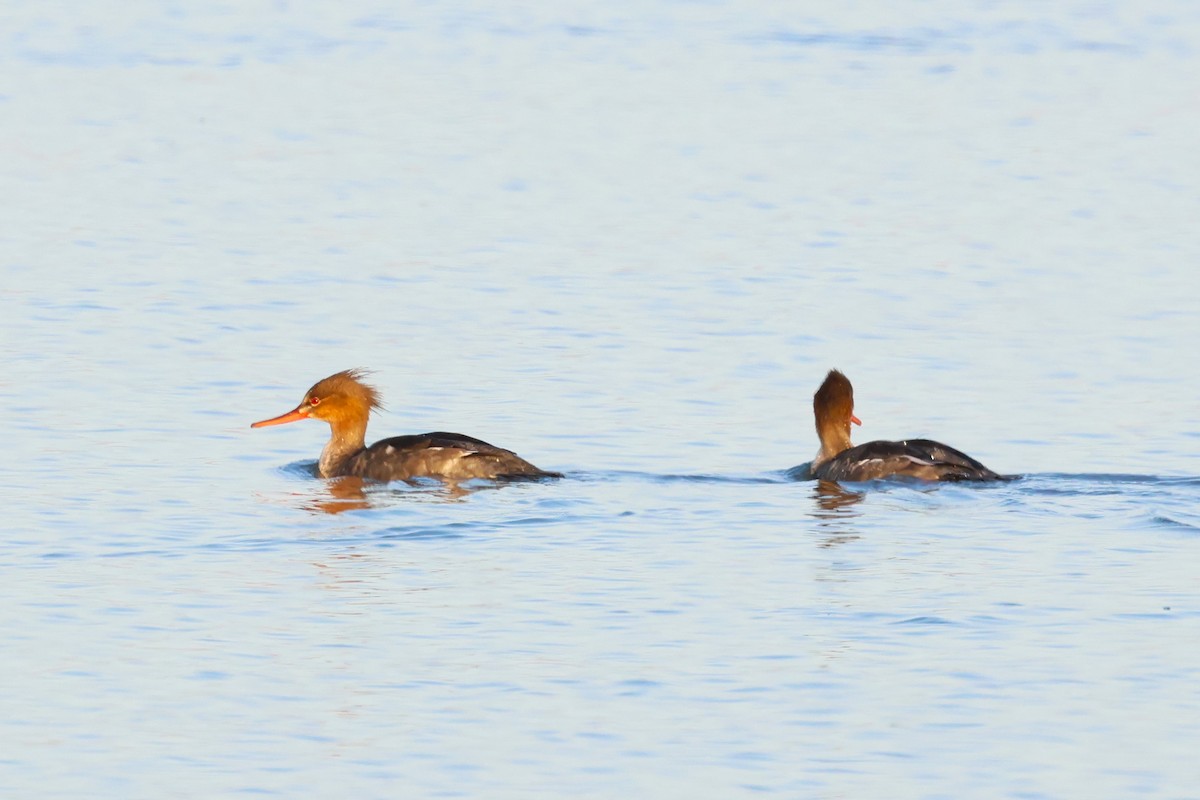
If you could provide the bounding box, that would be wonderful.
[251,369,561,482]
[800,369,1009,482]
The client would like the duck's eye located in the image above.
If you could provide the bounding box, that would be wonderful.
[308,396,321,406]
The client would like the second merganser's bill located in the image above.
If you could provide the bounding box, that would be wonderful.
[799,369,1011,482]
[251,368,562,482]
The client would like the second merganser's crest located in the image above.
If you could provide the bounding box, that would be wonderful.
[802,369,1010,482]
[251,368,561,483]
[812,369,863,464]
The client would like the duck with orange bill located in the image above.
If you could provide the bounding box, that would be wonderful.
[251,369,561,483]
[791,369,1012,482]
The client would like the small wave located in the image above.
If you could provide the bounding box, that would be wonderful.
[367,515,578,543]
[1030,473,1200,486]
[376,522,475,541]
[577,469,786,485]
[745,29,965,55]
[1019,473,1200,498]
[894,616,956,626]
[280,460,320,478]
[1151,513,1200,532]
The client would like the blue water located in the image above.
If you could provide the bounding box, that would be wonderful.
[3,3,1200,798]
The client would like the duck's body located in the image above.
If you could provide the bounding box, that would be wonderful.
[251,369,561,482]
[811,438,1005,482]
[799,370,1008,483]
[332,431,556,482]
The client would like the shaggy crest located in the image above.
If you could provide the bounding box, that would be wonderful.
[305,368,384,413]
[813,369,854,427]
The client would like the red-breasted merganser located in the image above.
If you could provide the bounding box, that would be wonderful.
[251,369,562,482]
[800,369,1009,482]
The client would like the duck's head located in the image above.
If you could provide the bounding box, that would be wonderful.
[813,369,862,452]
[251,368,383,429]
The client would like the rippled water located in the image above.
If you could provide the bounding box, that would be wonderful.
[3,2,1200,798]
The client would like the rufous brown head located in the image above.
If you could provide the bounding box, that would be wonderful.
[813,369,863,432]
[251,368,383,429]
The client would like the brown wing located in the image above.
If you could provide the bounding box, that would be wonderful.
[347,432,560,482]
[816,439,1008,482]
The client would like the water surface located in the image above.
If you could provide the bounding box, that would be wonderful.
[2,2,1199,798]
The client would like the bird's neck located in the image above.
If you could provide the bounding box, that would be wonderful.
[814,421,854,465]
[318,418,367,477]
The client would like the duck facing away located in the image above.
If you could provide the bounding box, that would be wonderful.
[251,369,562,482]
[799,369,1009,482]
